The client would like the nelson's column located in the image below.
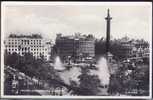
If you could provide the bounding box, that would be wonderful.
[105,9,112,59]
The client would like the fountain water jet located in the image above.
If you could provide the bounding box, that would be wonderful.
[54,56,65,70]
[91,57,110,86]
[97,57,110,85]
[53,56,81,85]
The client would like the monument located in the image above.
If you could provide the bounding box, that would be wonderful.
[105,9,112,53]
[105,9,113,61]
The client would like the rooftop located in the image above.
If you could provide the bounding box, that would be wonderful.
[56,33,95,41]
[8,34,43,39]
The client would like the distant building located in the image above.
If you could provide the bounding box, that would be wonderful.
[118,36,150,59]
[133,40,149,57]
[55,33,95,62]
[77,34,95,58]
[119,36,134,58]
[56,33,75,60]
[4,34,52,60]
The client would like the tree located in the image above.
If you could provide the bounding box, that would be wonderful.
[4,52,21,68]
[95,38,129,60]
[108,75,122,95]
[95,39,106,56]
[108,63,128,95]
[131,67,149,95]
[77,67,101,95]
[4,52,61,84]
[4,72,13,95]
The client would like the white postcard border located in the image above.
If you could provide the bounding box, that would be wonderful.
[1,1,152,99]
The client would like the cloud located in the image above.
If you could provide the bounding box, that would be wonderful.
[3,4,151,42]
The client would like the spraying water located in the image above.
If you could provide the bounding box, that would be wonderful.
[59,67,81,85]
[54,56,110,88]
[54,56,65,70]
[91,57,110,85]
[54,56,81,85]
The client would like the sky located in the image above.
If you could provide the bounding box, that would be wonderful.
[2,2,152,42]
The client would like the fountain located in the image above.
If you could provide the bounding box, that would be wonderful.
[96,57,110,86]
[53,56,110,85]
[59,56,110,87]
[89,56,110,95]
[59,67,81,85]
[54,56,65,70]
[53,56,81,85]
[91,57,110,86]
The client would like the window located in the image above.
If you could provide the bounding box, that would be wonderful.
[27,40,29,44]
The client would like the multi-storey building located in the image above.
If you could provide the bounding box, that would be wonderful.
[116,37,134,59]
[55,33,95,62]
[117,36,150,59]
[133,40,150,58]
[56,34,75,60]
[4,34,52,60]
[78,35,95,58]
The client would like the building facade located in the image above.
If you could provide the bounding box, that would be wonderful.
[120,39,134,58]
[117,36,150,59]
[4,34,52,60]
[133,40,149,58]
[56,34,75,60]
[55,33,95,62]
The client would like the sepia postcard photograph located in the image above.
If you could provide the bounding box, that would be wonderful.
[1,1,152,99]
